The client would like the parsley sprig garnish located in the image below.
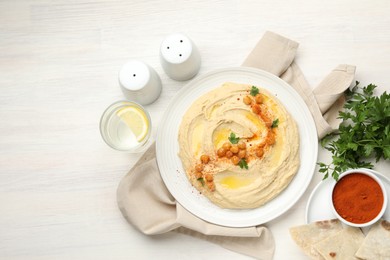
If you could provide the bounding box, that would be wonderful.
[238,158,248,169]
[271,119,279,128]
[319,82,390,181]
[228,132,240,144]
[250,86,259,96]
[197,177,205,186]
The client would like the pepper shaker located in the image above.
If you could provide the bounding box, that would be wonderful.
[159,33,201,81]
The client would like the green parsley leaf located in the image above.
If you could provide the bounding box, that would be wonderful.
[197,177,205,186]
[228,132,240,144]
[250,86,259,96]
[319,81,390,181]
[238,158,248,169]
[271,118,279,128]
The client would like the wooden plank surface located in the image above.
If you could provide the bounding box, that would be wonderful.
[1,0,389,259]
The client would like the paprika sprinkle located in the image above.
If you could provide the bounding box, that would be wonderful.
[332,172,384,224]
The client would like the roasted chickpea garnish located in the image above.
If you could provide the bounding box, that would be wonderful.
[231,156,240,165]
[238,149,246,159]
[259,111,272,127]
[255,94,263,104]
[266,131,276,145]
[230,145,239,154]
[206,181,215,192]
[205,174,213,182]
[225,151,233,158]
[237,140,246,150]
[200,154,210,164]
[243,95,252,105]
[194,171,202,179]
[252,104,261,114]
[266,121,272,128]
[222,142,231,150]
[217,147,226,157]
[195,164,204,172]
[256,148,264,158]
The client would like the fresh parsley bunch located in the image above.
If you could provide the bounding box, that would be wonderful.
[319,82,390,180]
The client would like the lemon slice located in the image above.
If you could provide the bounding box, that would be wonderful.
[116,106,149,142]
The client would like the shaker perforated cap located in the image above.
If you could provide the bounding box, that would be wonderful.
[160,33,193,64]
[159,33,201,81]
[119,60,150,91]
[118,60,162,105]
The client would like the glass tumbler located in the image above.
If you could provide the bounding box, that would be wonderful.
[100,101,152,152]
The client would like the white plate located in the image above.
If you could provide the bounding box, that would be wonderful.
[156,67,318,227]
[305,169,390,224]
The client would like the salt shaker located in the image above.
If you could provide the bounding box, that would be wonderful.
[159,33,201,81]
[119,60,162,105]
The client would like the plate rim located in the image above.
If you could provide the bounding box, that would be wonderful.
[156,66,318,227]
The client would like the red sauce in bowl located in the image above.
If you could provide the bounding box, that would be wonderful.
[332,173,384,224]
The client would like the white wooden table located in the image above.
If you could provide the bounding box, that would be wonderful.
[1,1,389,259]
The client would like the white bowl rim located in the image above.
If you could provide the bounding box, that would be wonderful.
[330,168,388,227]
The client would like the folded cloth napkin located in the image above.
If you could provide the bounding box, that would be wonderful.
[117,31,355,260]
[243,31,355,139]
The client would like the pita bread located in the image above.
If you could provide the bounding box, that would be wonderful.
[313,226,364,260]
[289,219,343,259]
[355,220,390,260]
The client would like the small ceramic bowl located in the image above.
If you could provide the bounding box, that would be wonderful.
[330,168,387,227]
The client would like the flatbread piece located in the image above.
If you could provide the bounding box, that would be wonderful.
[355,220,390,260]
[289,219,343,260]
[313,226,365,260]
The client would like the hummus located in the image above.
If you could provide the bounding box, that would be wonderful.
[178,82,300,209]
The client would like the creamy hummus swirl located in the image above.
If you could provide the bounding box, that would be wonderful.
[178,82,300,209]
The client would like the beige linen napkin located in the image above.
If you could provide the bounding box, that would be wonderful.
[243,31,355,139]
[117,31,355,259]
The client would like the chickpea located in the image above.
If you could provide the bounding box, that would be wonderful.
[230,145,239,154]
[237,140,246,149]
[195,164,204,172]
[194,171,202,179]
[222,142,231,150]
[238,149,246,159]
[207,181,215,192]
[217,147,226,157]
[231,156,240,165]
[255,94,263,104]
[256,148,264,158]
[252,104,261,114]
[205,174,213,182]
[264,119,272,128]
[225,150,233,158]
[243,95,252,105]
[266,132,276,145]
[260,112,272,127]
[200,154,210,164]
